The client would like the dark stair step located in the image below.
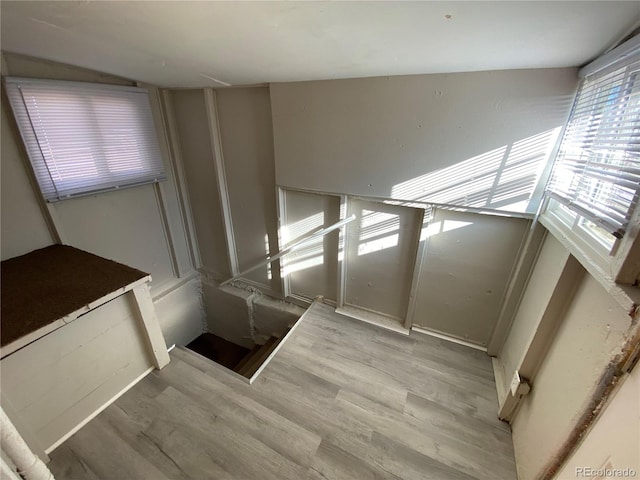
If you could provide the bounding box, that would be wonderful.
[186,333,250,370]
[233,343,262,373]
[235,337,279,378]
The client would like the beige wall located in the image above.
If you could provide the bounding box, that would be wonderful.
[0,53,204,348]
[0,95,54,259]
[270,68,577,213]
[282,188,341,302]
[414,209,530,346]
[496,233,571,393]
[217,87,280,292]
[556,360,640,479]
[497,231,637,480]
[169,87,280,293]
[169,89,230,277]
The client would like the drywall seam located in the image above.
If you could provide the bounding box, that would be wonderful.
[157,89,202,271]
[203,88,240,276]
[539,316,640,480]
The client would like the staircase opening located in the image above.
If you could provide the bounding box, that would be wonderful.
[185,331,287,381]
[186,333,251,370]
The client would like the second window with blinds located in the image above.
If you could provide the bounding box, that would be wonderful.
[543,52,640,266]
[3,77,166,202]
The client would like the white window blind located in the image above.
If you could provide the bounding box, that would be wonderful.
[4,77,166,202]
[546,58,640,239]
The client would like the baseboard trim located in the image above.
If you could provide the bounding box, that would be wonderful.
[411,326,488,352]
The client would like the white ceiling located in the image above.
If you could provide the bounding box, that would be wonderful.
[1,1,639,88]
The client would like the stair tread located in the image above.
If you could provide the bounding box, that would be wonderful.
[237,337,280,378]
[233,344,262,373]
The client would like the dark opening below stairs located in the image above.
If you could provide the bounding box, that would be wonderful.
[186,332,285,380]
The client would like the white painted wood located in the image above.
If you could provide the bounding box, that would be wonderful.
[169,89,229,276]
[145,84,199,278]
[412,326,488,352]
[580,33,640,78]
[284,294,314,308]
[158,89,202,271]
[337,194,349,308]
[404,209,427,330]
[277,186,291,300]
[131,284,171,369]
[1,294,154,453]
[498,254,584,421]
[133,80,184,280]
[45,366,154,454]
[152,180,181,278]
[0,407,53,480]
[0,394,48,464]
[280,185,535,219]
[541,213,640,313]
[0,276,150,359]
[487,222,546,356]
[612,201,640,285]
[335,305,410,336]
[203,88,240,276]
[1,452,22,480]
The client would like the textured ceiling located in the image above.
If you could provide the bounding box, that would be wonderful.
[1,1,639,87]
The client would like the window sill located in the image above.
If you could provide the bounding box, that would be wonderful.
[540,213,640,315]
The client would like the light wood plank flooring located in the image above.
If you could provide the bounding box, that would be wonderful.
[48,302,517,480]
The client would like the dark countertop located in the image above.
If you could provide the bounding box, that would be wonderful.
[1,244,148,347]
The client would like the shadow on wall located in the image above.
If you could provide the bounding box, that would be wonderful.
[391,128,561,213]
[277,128,558,276]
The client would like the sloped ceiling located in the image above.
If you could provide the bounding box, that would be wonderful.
[1,1,639,87]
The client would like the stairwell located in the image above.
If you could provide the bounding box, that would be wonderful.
[186,327,293,380]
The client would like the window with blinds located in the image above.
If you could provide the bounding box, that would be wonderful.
[4,77,166,202]
[545,58,640,242]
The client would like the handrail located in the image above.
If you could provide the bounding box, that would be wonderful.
[220,214,357,287]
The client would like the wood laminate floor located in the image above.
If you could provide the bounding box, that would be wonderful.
[48,302,517,480]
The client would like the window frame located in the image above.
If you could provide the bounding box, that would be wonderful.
[541,39,640,285]
[3,76,167,202]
